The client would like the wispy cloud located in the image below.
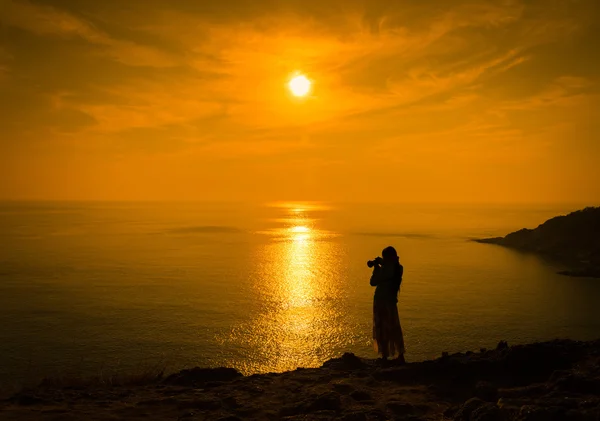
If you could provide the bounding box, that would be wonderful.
[0,46,11,79]
[1,0,181,67]
[500,76,597,110]
[1,0,598,201]
[39,3,532,141]
[1,0,581,137]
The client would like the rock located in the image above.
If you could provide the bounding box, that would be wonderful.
[548,369,571,384]
[371,367,409,383]
[517,405,566,421]
[176,398,221,410]
[444,405,460,419]
[279,402,306,417]
[234,407,260,417]
[454,397,486,421]
[307,392,342,412]
[279,392,342,417]
[41,408,69,414]
[216,416,243,421]
[312,410,339,418]
[222,396,241,409]
[350,390,372,401]
[366,409,388,421]
[281,410,337,420]
[164,367,242,386]
[578,397,600,408]
[564,408,588,421]
[470,403,504,421]
[332,383,355,394]
[136,397,178,406]
[475,381,499,402]
[3,338,600,421]
[501,341,588,387]
[160,387,191,396]
[413,403,431,415]
[322,353,365,370]
[340,412,368,421]
[11,393,45,406]
[204,381,228,388]
[496,341,509,351]
[294,374,320,384]
[386,401,414,416]
[241,383,265,394]
[551,372,600,394]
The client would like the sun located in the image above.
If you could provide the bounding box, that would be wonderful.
[288,75,311,97]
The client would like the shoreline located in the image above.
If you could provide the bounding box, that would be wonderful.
[472,207,600,279]
[2,338,599,420]
[473,237,600,279]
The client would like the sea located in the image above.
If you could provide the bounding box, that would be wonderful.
[1,201,599,386]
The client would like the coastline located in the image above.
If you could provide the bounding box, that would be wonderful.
[2,338,599,420]
[472,207,600,279]
[473,237,600,279]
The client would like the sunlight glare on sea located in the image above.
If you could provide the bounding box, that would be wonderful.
[226,203,349,373]
[0,201,599,385]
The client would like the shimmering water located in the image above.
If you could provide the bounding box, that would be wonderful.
[1,201,599,385]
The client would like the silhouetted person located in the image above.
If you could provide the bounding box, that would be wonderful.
[369,246,405,363]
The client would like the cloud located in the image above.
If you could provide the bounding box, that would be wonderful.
[0,46,11,79]
[500,76,597,110]
[106,124,200,155]
[1,0,599,202]
[2,0,587,142]
[0,0,180,67]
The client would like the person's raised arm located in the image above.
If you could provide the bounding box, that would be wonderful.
[371,264,397,286]
[370,265,384,286]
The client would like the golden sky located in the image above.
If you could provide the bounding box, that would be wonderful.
[0,0,598,203]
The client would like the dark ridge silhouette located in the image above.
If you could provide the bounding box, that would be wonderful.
[167,225,243,234]
[4,339,600,420]
[474,207,600,278]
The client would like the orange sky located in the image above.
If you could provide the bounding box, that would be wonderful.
[0,0,599,203]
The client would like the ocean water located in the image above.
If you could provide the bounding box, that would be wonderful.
[1,201,599,385]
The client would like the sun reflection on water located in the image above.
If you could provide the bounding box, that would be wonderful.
[283,225,314,308]
[225,203,349,373]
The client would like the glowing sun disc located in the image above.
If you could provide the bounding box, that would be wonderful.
[289,75,311,97]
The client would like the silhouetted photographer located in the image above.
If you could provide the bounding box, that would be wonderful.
[369,246,405,363]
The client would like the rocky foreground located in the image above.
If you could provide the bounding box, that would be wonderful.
[1,339,600,421]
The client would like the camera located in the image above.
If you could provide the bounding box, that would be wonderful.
[367,257,383,268]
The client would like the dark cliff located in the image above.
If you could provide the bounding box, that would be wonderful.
[475,207,600,278]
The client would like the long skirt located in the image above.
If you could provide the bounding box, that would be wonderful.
[373,300,405,358]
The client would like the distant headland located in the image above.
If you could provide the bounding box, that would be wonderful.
[474,207,600,278]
